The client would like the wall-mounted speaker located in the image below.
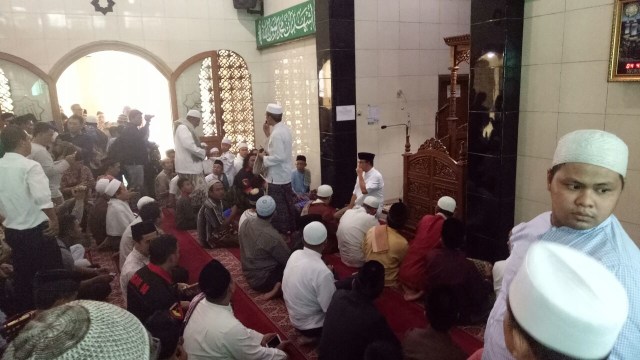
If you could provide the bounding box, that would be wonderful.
[233,0,258,10]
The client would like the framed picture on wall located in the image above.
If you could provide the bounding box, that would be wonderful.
[609,0,640,81]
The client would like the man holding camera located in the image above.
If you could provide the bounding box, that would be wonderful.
[117,109,152,195]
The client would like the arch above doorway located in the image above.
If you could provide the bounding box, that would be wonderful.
[49,41,172,81]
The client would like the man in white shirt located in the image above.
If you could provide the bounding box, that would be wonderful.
[29,122,75,206]
[105,179,135,250]
[0,125,62,312]
[119,196,157,268]
[348,152,384,216]
[219,137,236,185]
[234,142,249,173]
[173,110,207,207]
[282,222,336,339]
[337,196,380,268]
[120,221,158,301]
[258,103,296,234]
[184,259,290,359]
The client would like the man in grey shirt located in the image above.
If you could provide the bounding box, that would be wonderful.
[238,195,291,300]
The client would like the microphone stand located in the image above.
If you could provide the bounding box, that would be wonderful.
[381,123,410,153]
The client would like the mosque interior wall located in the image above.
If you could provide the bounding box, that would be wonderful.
[516,0,640,243]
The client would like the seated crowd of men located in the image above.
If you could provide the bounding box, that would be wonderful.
[0,105,637,360]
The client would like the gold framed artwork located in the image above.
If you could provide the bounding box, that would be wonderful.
[609,0,640,81]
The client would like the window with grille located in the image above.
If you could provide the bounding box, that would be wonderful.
[0,68,13,114]
[186,50,255,152]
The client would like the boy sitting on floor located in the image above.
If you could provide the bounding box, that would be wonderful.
[175,178,198,230]
[105,179,135,250]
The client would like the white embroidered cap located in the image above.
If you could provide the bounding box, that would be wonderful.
[552,129,628,177]
[363,196,380,209]
[186,109,201,119]
[256,195,276,217]
[137,196,155,210]
[303,221,327,245]
[3,300,150,359]
[221,138,232,145]
[317,185,333,198]
[437,196,456,213]
[95,178,110,195]
[209,147,220,154]
[104,179,122,197]
[237,142,248,149]
[509,242,629,359]
[266,103,283,115]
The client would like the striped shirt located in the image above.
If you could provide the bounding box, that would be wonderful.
[483,212,640,360]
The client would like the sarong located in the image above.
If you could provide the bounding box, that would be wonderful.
[267,183,297,234]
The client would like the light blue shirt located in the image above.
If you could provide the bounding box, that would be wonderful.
[291,170,308,194]
[483,212,640,360]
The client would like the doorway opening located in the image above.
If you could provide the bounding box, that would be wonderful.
[56,50,173,156]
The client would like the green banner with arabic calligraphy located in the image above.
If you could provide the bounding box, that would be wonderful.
[255,1,316,49]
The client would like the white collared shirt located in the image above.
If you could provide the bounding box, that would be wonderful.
[234,155,245,173]
[119,216,142,268]
[106,198,135,237]
[29,142,69,199]
[282,247,336,330]
[337,207,379,268]
[174,123,206,175]
[0,152,52,230]
[220,151,236,184]
[353,167,384,214]
[263,122,293,185]
[119,248,149,300]
[183,300,287,360]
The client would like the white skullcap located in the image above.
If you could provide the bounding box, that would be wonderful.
[437,196,456,213]
[221,138,232,145]
[137,196,155,210]
[509,242,628,359]
[363,196,380,209]
[552,130,628,177]
[85,115,98,124]
[186,109,201,119]
[210,147,219,154]
[237,142,248,149]
[95,178,110,194]
[256,195,276,217]
[206,177,222,191]
[266,103,283,115]
[200,142,207,148]
[4,300,150,359]
[204,174,215,183]
[317,184,333,198]
[104,179,122,197]
[303,221,327,245]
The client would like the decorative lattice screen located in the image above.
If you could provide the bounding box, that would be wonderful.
[199,57,217,136]
[217,50,255,152]
[0,68,13,114]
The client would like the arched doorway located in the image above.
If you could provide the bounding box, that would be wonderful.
[52,42,174,155]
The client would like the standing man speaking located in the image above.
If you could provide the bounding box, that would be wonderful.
[174,110,207,207]
[259,103,297,234]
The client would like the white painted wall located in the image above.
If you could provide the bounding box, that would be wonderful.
[354,0,471,202]
[516,0,640,243]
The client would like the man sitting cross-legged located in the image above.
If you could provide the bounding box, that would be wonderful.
[183,259,290,359]
[319,260,399,360]
[197,178,237,248]
[239,195,291,300]
[282,222,336,342]
[336,196,379,268]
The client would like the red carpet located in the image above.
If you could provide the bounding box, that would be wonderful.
[325,253,484,355]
